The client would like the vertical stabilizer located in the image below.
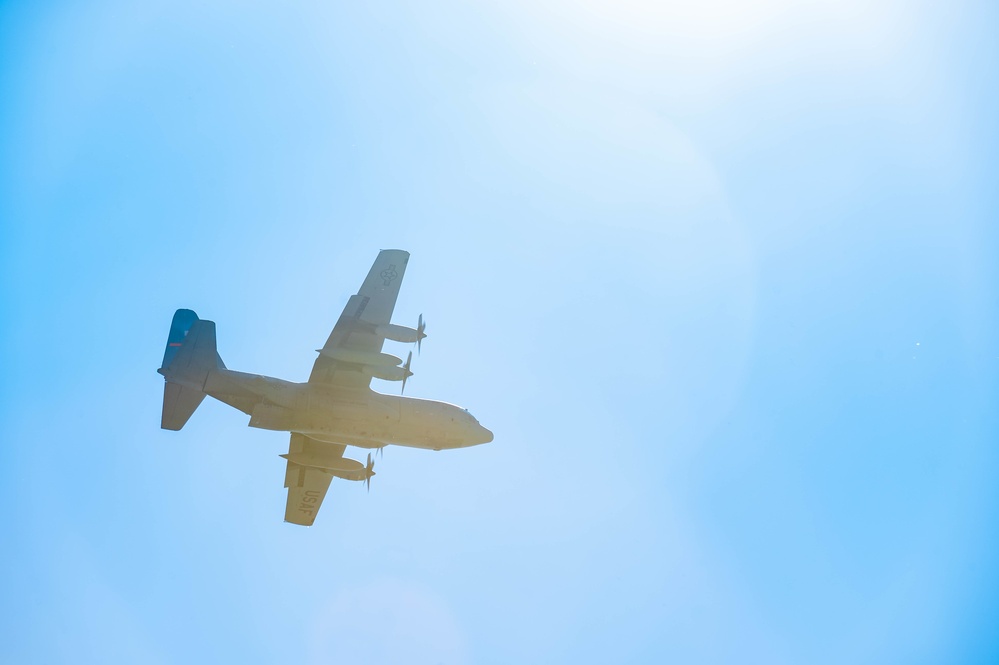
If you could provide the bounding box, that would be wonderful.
[162,309,199,370]
[165,319,220,380]
[159,311,222,431]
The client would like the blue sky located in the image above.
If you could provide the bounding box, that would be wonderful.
[1,1,997,663]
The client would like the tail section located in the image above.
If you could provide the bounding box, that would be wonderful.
[162,382,206,431]
[161,309,199,370]
[159,310,224,431]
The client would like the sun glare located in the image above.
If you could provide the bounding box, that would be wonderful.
[533,0,906,61]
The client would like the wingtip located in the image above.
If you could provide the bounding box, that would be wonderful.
[283,519,314,528]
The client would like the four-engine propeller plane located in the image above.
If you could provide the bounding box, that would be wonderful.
[157,249,492,526]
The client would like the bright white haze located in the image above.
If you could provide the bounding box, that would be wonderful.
[1,1,997,663]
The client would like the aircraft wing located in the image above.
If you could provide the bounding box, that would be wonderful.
[283,433,345,526]
[308,249,410,389]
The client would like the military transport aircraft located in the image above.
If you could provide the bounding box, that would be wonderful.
[157,249,492,526]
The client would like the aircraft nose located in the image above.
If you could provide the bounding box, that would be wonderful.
[478,424,493,444]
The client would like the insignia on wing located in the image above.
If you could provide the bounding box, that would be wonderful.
[380,265,398,286]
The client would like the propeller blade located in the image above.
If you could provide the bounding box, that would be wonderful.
[401,350,413,394]
[365,453,374,492]
[416,314,426,354]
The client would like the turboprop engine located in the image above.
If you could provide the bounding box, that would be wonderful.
[361,363,412,382]
[316,346,414,389]
[317,347,402,367]
[374,314,427,353]
[374,324,419,343]
[280,451,376,488]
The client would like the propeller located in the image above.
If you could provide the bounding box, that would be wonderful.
[364,452,375,492]
[400,350,413,394]
[416,314,427,354]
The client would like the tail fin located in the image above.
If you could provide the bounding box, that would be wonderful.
[159,310,224,431]
[162,309,200,370]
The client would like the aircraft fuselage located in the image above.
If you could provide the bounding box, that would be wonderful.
[200,368,492,451]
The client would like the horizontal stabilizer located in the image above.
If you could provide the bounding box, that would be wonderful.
[162,382,206,431]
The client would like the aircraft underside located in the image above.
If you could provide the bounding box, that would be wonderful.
[203,370,464,451]
[158,249,491,526]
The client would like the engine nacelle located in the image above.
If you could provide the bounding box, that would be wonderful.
[281,452,368,481]
[361,364,412,382]
[374,323,421,344]
[318,347,401,367]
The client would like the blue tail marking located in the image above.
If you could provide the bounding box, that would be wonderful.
[161,309,199,370]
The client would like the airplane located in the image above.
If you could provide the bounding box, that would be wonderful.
[157,249,493,526]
